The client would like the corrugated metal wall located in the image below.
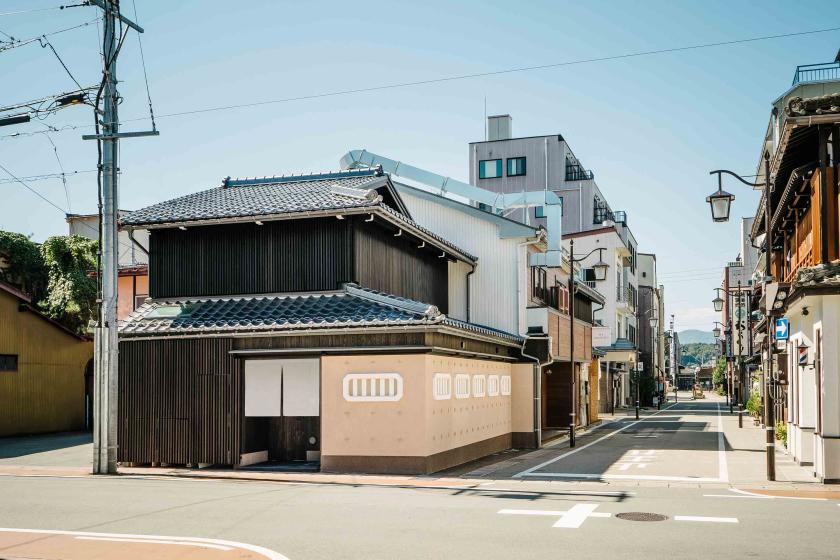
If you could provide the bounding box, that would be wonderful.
[399,191,522,334]
[0,291,92,436]
[118,338,241,465]
[150,218,355,298]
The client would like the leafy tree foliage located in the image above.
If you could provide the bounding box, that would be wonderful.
[680,342,717,367]
[712,357,727,395]
[38,235,98,335]
[0,231,47,299]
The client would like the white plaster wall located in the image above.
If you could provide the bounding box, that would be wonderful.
[400,190,527,335]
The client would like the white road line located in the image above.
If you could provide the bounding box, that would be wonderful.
[727,488,828,501]
[674,515,739,523]
[717,402,729,483]
[0,528,289,560]
[520,473,723,482]
[75,536,233,551]
[498,505,611,529]
[513,403,678,478]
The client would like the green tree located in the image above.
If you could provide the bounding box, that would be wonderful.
[0,230,48,299]
[38,235,98,336]
[712,357,727,395]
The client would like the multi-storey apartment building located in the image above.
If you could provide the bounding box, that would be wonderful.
[469,115,643,408]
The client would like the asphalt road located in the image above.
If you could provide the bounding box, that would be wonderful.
[1,396,838,559]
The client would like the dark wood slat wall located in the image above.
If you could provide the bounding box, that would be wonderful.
[150,218,355,298]
[118,338,241,466]
[353,220,449,312]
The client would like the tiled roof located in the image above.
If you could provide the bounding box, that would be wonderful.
[121,169,476,262]
[119,283,520,342]
[122,170,384,226]
[794,260,840,289]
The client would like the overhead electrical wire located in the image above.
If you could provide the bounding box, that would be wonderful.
[113,24,840,124]
[45,134,72,211]
[131,0,156,130]
[0,4,88,18]
[0,169,96,184]
[40,36,84,91]
[0,18,99,53]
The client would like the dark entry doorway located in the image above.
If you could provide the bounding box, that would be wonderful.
[243,358,321,463]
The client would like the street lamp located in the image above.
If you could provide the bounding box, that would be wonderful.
[706,175,736,223]
[706,151,777,481]
[649,317,658,330]
[712,322,722,339]
[713,293,725,313]
[568,238,609,448]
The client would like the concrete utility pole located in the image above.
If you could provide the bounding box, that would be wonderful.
[84,0,154,474]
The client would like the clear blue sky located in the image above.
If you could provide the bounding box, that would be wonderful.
[1,0,838,332]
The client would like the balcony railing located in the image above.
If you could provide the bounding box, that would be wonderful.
[783,209,814,283]
[792,61,840,86]
[565,160,594,181]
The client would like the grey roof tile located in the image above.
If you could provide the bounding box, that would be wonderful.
[122,171,383,226]
[119,284,520,343]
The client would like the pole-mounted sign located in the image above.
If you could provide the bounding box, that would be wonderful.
[774,317,789,341]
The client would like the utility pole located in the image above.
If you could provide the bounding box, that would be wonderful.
[762,150,776,482]
[83,0,156,474]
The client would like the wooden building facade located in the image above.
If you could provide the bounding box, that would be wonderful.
[0,281,93,437]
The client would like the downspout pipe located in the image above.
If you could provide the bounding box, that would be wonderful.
[466,263,476,323]
[521,335,551,448]
[127,228,149,256]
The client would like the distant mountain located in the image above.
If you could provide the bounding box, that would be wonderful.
[678,329,715,344]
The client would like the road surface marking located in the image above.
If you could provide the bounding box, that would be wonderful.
[498,504,610,529]
[76,536,233,551]
[513,403,678,478]
[527,473,723,482]
[0,528,290,560]
[674,515,738,523]
[727,488,828,501]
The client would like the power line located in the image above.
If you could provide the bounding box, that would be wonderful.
[45,134,72,211]
[40,36,84,91]
[0,169,96,183]
[115,24,840,123]
[0,160,68,214]
[0,3,89,18]
[4,24,838,135]
[0,18,99,53]
[131,0,156,130]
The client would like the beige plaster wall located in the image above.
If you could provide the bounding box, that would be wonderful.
[321,353,522,461]
[424,356,512,456]
[321,354,427,458]
[510,363,535,434]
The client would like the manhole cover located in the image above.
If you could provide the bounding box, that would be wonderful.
[615,512,668,522]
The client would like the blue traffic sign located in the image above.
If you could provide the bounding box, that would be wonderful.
[775,318,789,341]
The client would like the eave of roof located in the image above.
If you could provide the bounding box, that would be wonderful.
[393,181,539,239]
[119,283,520,344]
[0,281,89,341]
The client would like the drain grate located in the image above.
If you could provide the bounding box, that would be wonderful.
[615,512,668,522]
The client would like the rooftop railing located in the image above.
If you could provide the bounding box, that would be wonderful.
[792,61,840,86]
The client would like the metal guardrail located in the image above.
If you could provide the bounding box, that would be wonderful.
[792,62,840,86]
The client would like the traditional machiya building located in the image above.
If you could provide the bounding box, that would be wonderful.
[118,168,599,473]
[747,58,840,483]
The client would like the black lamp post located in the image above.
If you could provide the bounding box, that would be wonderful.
[706,151,776,481]
[568,238,608,448]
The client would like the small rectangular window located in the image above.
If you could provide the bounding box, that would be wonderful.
[479,159,502,179]
[507,157,526,177]
[0,354,18,372]
[535,206,545,219]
